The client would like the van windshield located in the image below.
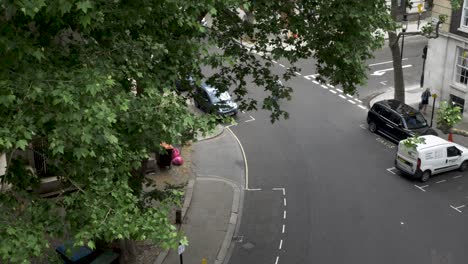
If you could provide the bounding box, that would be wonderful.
[404,113,427,129]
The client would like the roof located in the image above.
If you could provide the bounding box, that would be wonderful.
[416,135,450,150]
[376,99,419,116]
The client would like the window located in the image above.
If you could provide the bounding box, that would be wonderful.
[455,47,468,85]
[403,113,427,129]
[447,146,460,157]
[462,0,468,28]
[389,112,402,125]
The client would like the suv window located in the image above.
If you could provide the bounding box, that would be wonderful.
[447,146,460,157]
[403,113,427,129]
[388,112,402,125]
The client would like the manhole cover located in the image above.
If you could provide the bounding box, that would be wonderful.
[242,242,255,250]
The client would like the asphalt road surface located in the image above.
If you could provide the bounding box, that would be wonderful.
[227,36,468,264]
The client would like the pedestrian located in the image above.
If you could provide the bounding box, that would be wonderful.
[420,88,431,114]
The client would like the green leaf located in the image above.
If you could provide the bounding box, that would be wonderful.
[15,139,28,150]
[76,0,93,13]
[87,241,95,250]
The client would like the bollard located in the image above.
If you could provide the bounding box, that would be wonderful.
[201,258,207,264]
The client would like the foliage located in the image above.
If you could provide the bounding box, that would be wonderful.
[437,101,462,134]
[0,0,396,262]
[401,136,426,150]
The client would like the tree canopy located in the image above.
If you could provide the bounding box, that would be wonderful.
[0,0,392,262]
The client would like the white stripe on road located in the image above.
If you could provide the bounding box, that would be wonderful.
[346,94,353,98]
[283,198,287,206]
[386,167,396,174]
[272,60,277,63]
[348,100,356,104]
[279,240,283,250]
[368,58,408,67]
[321,85,328,89]
[329,90,337,94]
[295,72,301,76]
[339,95,346,99]
[282,224,285,233]
[275,256,279,264]
[283,210,287,219]
[450,205,465,213]
[313,80,319,84]
[436,180,446,184]
[358,105,367,110]
[278,63,285,67]
[414,184,428,192]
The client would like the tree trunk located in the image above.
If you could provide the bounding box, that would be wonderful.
[450,128,468,137]
[389,0,406,103]
[119,239,137,264]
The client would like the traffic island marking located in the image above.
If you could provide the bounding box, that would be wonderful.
[386,167,397,174]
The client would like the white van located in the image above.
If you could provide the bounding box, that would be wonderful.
[395,135,468,182]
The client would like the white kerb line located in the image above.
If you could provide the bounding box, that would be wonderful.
[278,63,285,67]
[283,210,287,219]
[348,100,356,104]
[339,94,346,99]
[358,105,367,110]
[283,198,287,206]
[282,224,285,233]
[321,84,328,89]
[295,72,302,76]
[279,239,283,250]
[329,90,337,94]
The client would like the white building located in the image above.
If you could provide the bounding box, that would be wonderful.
[426,0,468,118]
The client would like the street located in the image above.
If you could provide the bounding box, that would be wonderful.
[226,35,468,264]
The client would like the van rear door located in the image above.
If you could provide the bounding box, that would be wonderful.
[396,142,418,174]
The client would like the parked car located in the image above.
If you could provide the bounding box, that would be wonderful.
[175,76,195,92]
[367,99,437,142]
[194,83,238,116]
[395,135,468,182]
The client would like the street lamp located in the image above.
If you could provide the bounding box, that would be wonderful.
[401,14,408,61]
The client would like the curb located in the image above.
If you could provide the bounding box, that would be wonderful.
[153,179,196,264]
[195,176,241,264]
[196,125,226,142]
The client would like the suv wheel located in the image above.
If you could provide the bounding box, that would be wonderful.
[460,161,468,172]
[368,121,377,133]
[420,170,431,182]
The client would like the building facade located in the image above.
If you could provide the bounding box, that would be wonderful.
[426,0,468,117]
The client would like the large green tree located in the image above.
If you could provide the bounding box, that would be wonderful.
[0,0,393,263]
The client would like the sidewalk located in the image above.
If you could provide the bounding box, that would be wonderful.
[369,87,468,147]
[155,128,245,264]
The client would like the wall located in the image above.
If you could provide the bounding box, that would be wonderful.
[433,0,453,32]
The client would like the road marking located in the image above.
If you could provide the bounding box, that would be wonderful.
[275,256,279,264]
[414,184,428,192]
[226,127,256,191]
[321,84,328,89]
[370,64,412,76]
[283,198,287,206]
[295,71,301,76]
[339,94,346,99]
[327,84,334,88]
[279,239,283,250]
[283,210,287,219]
[348,99,356,104]
[242,110,246,113]
[312,80,319,84]
[282,224,285,233]
[359,124,367,130]
[380,81,388,85]
[246,188,262,191]
[436,180,447,184]
[336,88,343,93]
[346,94,353,98]
[272,60,277,63]
[453,175,463,179]
[245,115,255,123]
[368,58,408,67]
[278,63,285,67]
[450,204,465,213]
[358,105,367,110]
[225,123,238,128]
[400,222,404,225]
[386,167,396,174]
[304,74,316,80]
[355,99,362,103]
[272,187,286,196]
[329,90,337,94]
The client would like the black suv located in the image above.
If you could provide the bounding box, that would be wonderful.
[367,99,438,142]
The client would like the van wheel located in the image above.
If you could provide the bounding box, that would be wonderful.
[368,121,377,133]
[420,170,431,182]
[460,161,468,172]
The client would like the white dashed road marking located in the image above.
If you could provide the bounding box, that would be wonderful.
[359,124,367,130]
[295,72,301,76]
[283,210,287,219]
[436,180,447,184]
[304,74,316,80]
[339,95,346,99]
[348,100,356,104]
[279,240,283,250]
[321,84,328,89]
[453,175,463,179]
[278,63,285,67]
[283,198,287,206]
[358,105,367,110]
[282,224,285,233]
[275,256,279,264]
[312,80,319,84]
[329,90,337,94]
[272,60,277,63]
